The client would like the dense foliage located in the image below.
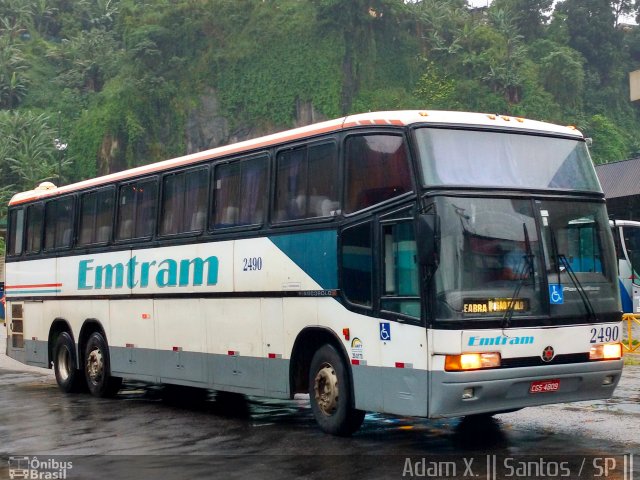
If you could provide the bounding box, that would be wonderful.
[2,0,640,228]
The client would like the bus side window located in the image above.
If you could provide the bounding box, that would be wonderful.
[7,208,25,256]
[274,143,338,222]
[341,221,373,307]
[79,188,114,246]
[25,204,44,254]
[213,155,267,228]
[44,197,75,250]
[161,168,208,235]
[345,134,412,213]
[116,179,157,240]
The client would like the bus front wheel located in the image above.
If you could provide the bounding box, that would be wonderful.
[53,332,86,393]
[84,332,122,398]
[308,344,365,436]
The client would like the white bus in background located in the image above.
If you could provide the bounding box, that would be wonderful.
[4,111,624,436]
[611,219,640,314]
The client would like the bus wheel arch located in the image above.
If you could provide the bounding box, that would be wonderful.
[290,327,365,436]
[290,327,351,395]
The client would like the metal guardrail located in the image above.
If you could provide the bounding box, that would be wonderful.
[622,313,640,353]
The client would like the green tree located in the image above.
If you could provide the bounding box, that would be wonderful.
[491,0,554,40]
[0,32,29,108]
[537,42,585,109]
[586,114,630,164]
[0,110,71,188]
[556,0,623,86]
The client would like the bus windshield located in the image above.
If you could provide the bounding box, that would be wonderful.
[433,197,619,321]
[415,128,601,192]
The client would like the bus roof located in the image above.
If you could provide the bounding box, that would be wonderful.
[9,110,583,206]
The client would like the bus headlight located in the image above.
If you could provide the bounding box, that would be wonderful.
[445,352,501,371]
[589,343,622,360]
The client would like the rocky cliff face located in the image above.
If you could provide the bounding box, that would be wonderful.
[185,88,327,154]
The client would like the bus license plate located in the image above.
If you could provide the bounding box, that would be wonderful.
[529,379,560,394]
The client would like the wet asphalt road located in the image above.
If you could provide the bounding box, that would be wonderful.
[0,325,638,479]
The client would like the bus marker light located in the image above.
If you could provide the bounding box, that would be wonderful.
[228,350,239,356]
[589,343,622,360]
[351,359,367,366]
[445,352,501,371]
[141,313,150,319]
[268,353,282,359]
[172,346,182,352]
[395,362,413,369]
[342,328,350,340]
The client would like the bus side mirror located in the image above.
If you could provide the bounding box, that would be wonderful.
[416,213,439,267]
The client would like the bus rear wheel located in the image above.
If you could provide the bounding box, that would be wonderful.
[53,332,86,393]
[84,332,122,398]
[308,344,365,436]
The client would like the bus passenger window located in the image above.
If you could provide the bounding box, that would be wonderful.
[7,208,24,256]
[116,179,157,240]
[160,168,207,235]
[274,143,338,222]
[341,222,373,307]
[79,189,114,245]
[213,156,267,228]
[25,204,44,254]
[44,197,75,250]
[345,135,412,213]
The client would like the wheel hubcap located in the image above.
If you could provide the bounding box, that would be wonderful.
[314,363,339,416]
[87,348,104,384]
[57,347,71,381]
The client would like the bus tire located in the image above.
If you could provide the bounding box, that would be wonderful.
[53,332,85,393]
[308,344,365,436]
[84,332,122,398]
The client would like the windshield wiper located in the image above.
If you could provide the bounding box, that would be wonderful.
[502,223,535,330]
[558,254,597,322]
[548,229,597,321]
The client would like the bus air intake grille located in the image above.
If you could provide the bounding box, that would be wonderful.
[500,353,590,368]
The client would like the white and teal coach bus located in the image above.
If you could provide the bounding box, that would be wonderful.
[4,111,624,436]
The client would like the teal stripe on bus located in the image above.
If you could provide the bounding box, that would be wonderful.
[269,230,338,290]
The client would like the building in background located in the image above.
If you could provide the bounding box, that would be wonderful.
[595,157,640,221]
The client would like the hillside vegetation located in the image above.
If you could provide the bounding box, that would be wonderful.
[1,0,640,215]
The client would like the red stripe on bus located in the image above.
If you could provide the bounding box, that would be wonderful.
[5,283,62,289]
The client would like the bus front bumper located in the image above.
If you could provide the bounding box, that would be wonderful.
[428,359,623,418]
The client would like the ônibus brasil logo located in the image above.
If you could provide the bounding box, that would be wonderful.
[8,456,73,479]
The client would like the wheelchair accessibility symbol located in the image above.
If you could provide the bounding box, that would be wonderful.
[549,284,564,305]
[379,322,391,341]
